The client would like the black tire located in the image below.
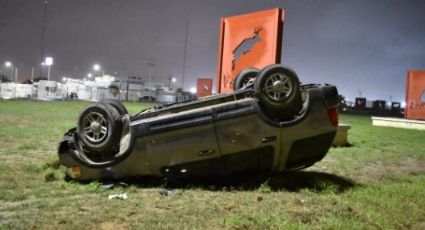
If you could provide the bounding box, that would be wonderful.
[102,99,128,115]
[254,64,302,116]
[233,68,260,90]
[77,102,122,153]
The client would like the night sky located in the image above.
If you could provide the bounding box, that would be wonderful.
[0,0,424,102]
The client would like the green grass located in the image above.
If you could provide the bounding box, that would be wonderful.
[0,100,424,229]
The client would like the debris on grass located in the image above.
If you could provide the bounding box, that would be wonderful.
[108,193,128,200]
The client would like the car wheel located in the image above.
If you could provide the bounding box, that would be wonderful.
[77,102,122,153]
[254,64,302,116]
[102,99,128,115]
[233,68,260,90]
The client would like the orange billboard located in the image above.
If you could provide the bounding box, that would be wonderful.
[216,8,284,93]
[405,70,425,120]
[196,78,213,98]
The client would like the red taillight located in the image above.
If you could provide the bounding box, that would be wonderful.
[328,107,339,126]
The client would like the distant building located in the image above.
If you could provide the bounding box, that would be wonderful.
[0,74,180,103]
[0,83,16,99]
[15,84,34,98]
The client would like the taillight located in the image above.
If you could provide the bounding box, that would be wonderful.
[328,107,339,126]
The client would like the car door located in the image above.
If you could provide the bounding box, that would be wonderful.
[212,99,281,176]
[144,107,225,178]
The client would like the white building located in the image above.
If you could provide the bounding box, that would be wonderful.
[0,74,178,102]
[0,83,16,99]
[37,80,61,100]
[120,83,143,102]
[15,84,34,98]
[157,87,176,104]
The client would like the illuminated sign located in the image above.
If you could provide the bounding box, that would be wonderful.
[405,70,425,120]
[196,78,213,98]
[216,8,283,93]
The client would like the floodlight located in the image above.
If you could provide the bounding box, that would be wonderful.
[93,64,100,71]
[45,57,53,66]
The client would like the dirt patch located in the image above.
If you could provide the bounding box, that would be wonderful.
[0,140,12,149]
[98,222,128,230]
[0,114,31,127]
[0,114,18,123]
[358,157,425,181]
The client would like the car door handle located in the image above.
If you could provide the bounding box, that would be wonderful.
[198,149,215,156]
[261,136,277,143]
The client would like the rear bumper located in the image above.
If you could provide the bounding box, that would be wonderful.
[284,131,336,171]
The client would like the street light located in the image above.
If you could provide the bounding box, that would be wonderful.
[87,73,93,78]
[45,57,53,81]
[168,74,177,89]
[93,64,101,77]
[4,62,14,82]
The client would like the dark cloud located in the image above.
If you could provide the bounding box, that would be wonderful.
[0,0,424,101]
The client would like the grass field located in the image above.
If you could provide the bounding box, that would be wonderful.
[0,100,424,229]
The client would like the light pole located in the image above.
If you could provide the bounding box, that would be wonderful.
[4,62,14,81]
[93,64,101,77]
[169,74,177,89]
[45,57,53,81]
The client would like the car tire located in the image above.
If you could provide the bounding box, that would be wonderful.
[254,64,302,117]
[77,102,122,153]
[233,68,260,90]
[102,99,128,115]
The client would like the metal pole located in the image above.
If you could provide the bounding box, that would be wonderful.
[40,1,48,62]
[10,65,14,80]
[47,65,51,81]
[14,68,18,83]
[126,77,129,101]
[118,80,121,101]
[181,18,188,90]
[31,67,34,82]
[169,74,172,89]
[149,72,152,103]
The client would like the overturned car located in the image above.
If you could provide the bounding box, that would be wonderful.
[58,64,339,181]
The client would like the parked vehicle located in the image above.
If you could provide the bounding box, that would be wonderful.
[58,64,339,181]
